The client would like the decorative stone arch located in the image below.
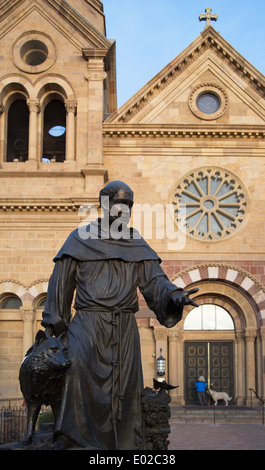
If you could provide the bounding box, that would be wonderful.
[0,74,77,163]
[35,74,76,102]
[28,279,49,305]
[172,264,265,329]
[35,75,77,162]
[0,280,27,303]
[0,74,34,103]
[0,76,34,162]
[182,294,242,331]
[0,279,49,357]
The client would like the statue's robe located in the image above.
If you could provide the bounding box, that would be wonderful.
[42,224,183,450]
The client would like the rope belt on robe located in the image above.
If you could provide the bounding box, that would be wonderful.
[79,306,135,450]
[111,307,123,451]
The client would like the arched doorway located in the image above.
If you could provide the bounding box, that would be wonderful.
[184,305,235,404]
[168,264,265,406]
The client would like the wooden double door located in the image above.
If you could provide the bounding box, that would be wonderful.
[185,341,234,405]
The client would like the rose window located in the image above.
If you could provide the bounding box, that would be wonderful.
[171,167,248,241]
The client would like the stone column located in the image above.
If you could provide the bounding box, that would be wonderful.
[65,99,77,161]
[83,49,108,166]
[21,304,36,358]
[27,99,40,163]
[235,330,245,405]
[168,330,184,404]
[0,101,4,165]
[257,328,265,398]
[245,328,257,405]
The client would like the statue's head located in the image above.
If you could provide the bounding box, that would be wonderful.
[99,181,134,205]
[99,181,134,225]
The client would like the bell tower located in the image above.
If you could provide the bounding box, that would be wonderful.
[0,0,117,190]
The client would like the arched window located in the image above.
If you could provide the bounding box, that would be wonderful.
[0,295,22,309]
[6,99,29,162]
[35,296,46,310]
[184,304,234,330]
[43,100,66,162]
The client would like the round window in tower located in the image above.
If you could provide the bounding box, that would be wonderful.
[20,40,48,66]
[12,32,56,73]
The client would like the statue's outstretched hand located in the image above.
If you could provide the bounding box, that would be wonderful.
[171,288,199,308]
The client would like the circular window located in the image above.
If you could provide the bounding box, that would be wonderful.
[12,32,56,73]
[189,84,228,120]
[20,40,48,66]
[196,92,221,114]
[170,167,249,241]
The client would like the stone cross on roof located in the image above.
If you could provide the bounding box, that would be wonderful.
[199,7,218,28]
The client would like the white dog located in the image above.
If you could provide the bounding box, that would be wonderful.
[209,389,232,406]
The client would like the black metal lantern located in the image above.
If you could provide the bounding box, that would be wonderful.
[157,348,165,377]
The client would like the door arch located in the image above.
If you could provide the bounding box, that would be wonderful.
[169,264,265,405]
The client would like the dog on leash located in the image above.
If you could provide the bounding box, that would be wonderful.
[208,389,232,406]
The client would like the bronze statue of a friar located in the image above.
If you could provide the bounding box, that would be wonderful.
[40,181,198,450]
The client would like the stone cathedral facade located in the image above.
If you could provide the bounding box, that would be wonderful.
[0,1,265,406]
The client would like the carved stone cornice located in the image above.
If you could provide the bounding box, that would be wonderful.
[82,48,109,60]
[103,124,265,141]
[0,197,99,213]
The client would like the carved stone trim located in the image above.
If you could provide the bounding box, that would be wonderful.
[171,263,265,293]
[0,201,79,213]
[85,71,107,81]
[103,125,265,141]
[189,82,228,120]
[12,31,56,74]
[65,99,77,114]
[0,194,100,213]
[245,329,257,342]
[27,99,40,113]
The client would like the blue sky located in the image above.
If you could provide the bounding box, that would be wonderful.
[103,0,265,107]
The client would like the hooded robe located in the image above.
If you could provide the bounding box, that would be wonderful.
[41,223,183,450]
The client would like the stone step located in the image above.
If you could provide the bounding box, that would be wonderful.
[170,406,264,424]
